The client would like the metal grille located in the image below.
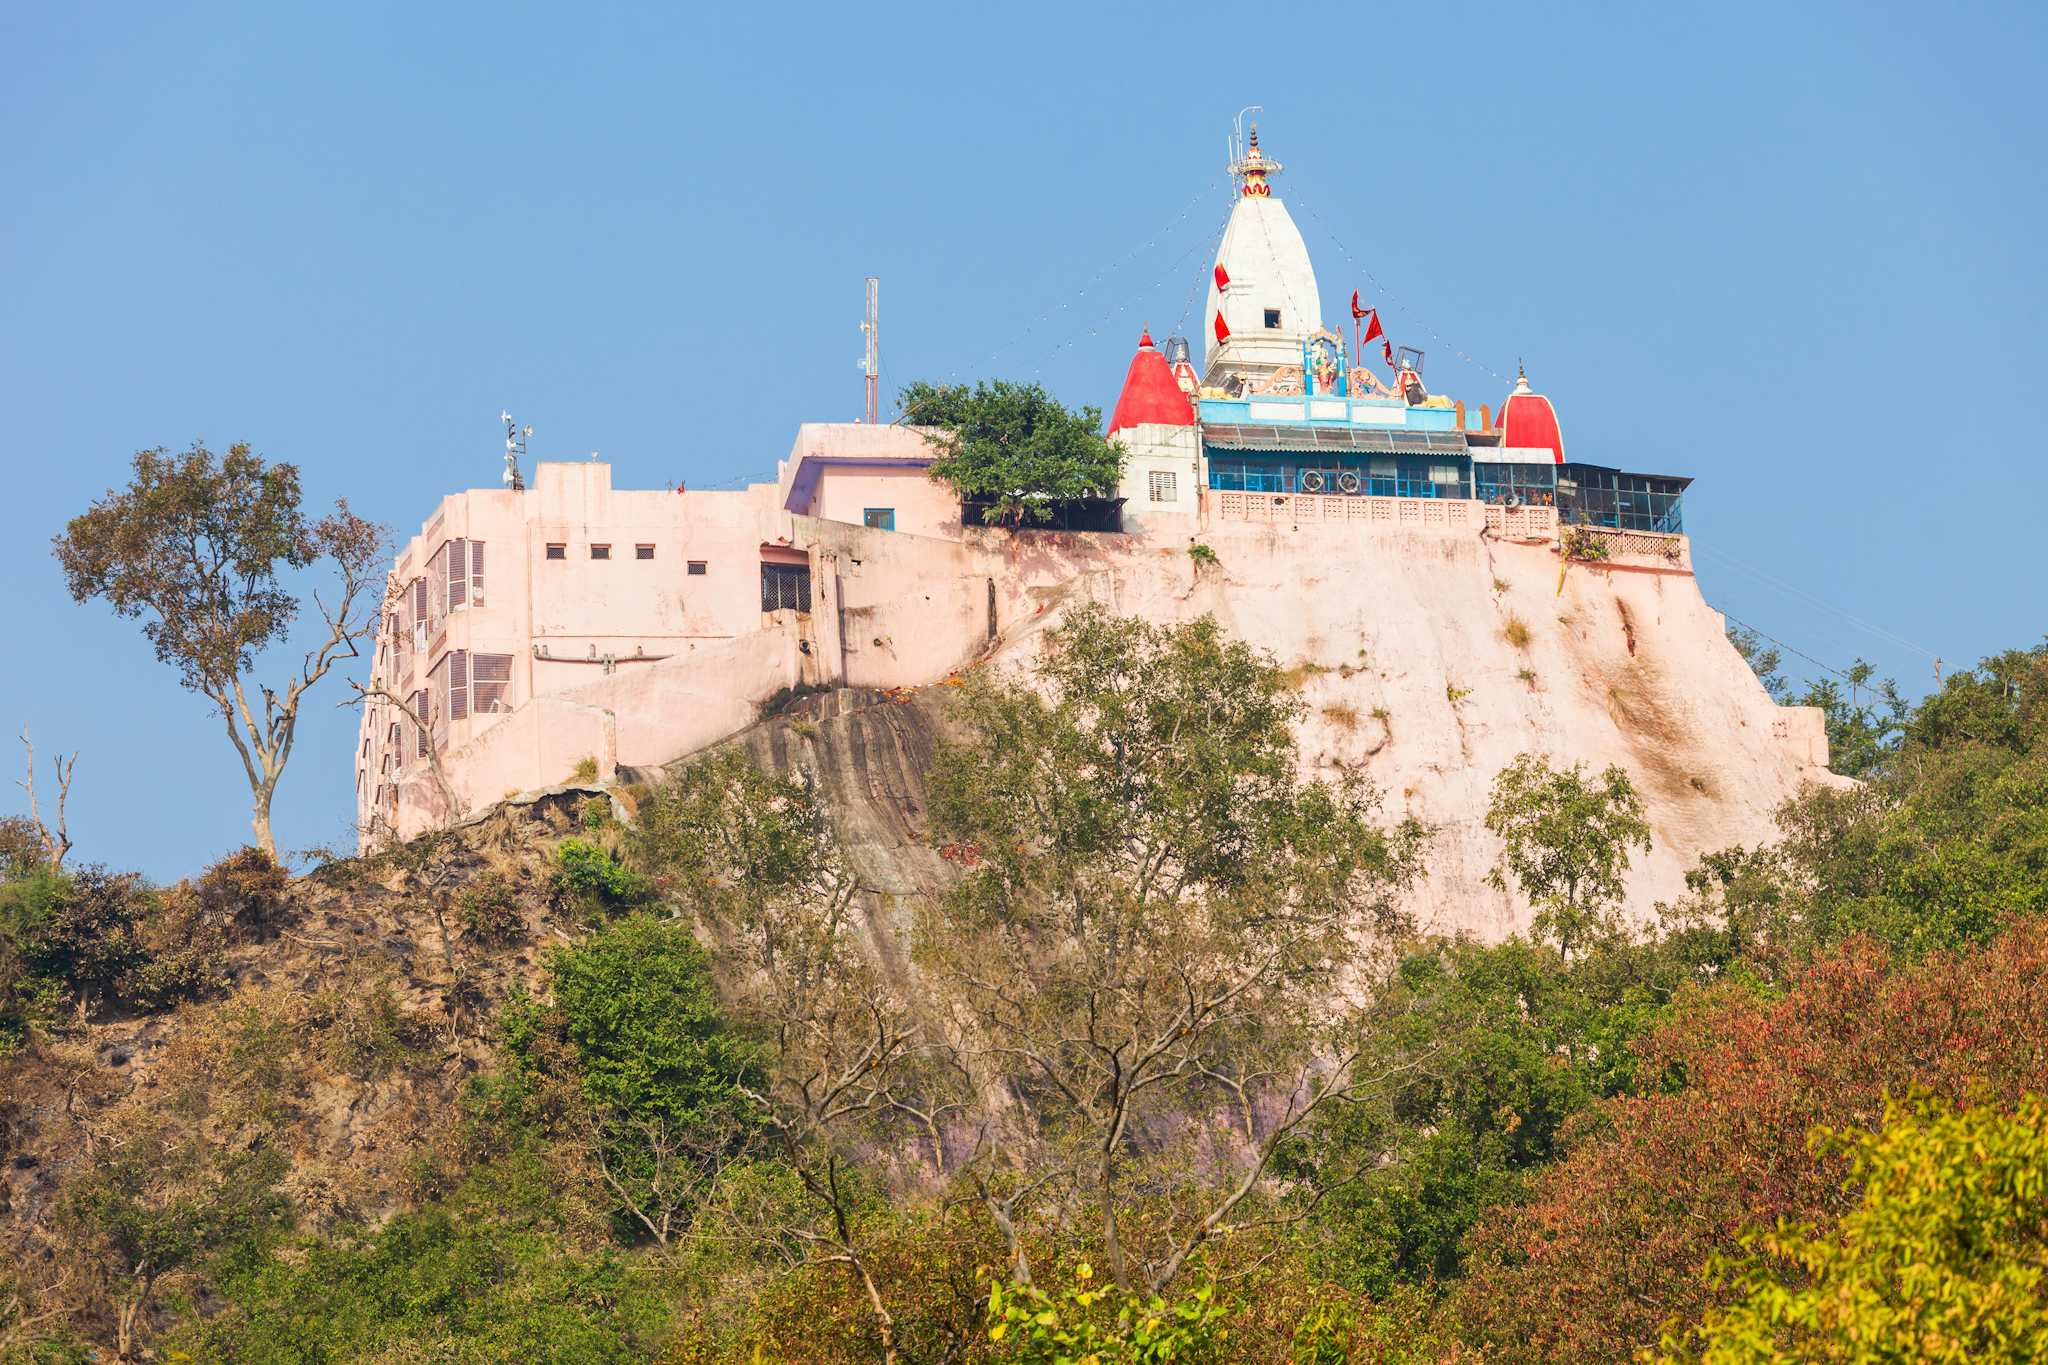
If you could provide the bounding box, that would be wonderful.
[472,652,513,713]
[447,649,469,721]
[447,538,467,611]
[761,563,811,613]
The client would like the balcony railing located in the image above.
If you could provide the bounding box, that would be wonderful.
[1212,491,1561,540]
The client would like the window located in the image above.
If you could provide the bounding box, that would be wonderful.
[1148,470,1178,503]
[635,544,655,560]
[472,653,513,713]
[1264,308,1282,328]
[446,650,469,721]
[413,689,430,758]
[687,560,707,575]
[862,508,895,531]
[546,543,566,560]
[590,544,611,560]
[411,578,429,650]
[761,562,811,613]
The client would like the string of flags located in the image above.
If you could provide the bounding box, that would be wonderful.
[1294,192,1514,387]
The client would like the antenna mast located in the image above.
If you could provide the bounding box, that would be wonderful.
[860,276,880,424]
[500,410,530,491]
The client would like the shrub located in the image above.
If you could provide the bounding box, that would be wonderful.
[570,755,600,785]
[578,794,613,831]
[1189,542,1219,567]
[1502,613,1532,649]
[193,846,290,942]
[457,872,526,944]
[546,839,653,916]
[316,976,431,1080]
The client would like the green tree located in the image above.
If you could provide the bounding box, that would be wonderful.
[1726,623,1790,703]
[522,913,762,1253]
[1657,1092,2048,1363]
[1484,753,1650,958]
[53,441,385,858]
[901,379,1126,527]
[71,1132,290,1360]
[1792,661,1907,779]
[924,606,1428,1296]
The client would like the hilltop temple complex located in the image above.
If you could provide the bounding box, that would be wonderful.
[354,127,1830,934]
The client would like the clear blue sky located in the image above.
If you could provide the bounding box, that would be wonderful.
[5,1,2043,879]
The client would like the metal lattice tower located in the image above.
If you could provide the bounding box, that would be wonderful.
[861,276,880,424]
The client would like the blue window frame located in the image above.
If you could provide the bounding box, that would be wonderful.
[862,508,895,531]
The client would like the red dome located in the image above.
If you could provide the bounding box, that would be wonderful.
[1498,369,1565,463]
[1108,328,1195,435]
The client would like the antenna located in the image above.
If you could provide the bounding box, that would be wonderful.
[501,410,529,490]
[860,276,880,425]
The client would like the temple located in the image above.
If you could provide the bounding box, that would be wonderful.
[357,126,1745,882]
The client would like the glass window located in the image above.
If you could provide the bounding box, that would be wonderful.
[687,561,707,575]
[863,508,895,531]
[635,544,654,560]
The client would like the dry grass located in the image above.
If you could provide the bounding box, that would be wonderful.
[1502,613,1533,649]
[1322,701,1361,731]
[1282,662,1329,691]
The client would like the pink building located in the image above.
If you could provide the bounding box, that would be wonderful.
[354,424,952,842]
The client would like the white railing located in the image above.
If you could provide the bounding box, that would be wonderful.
[1212,492,1561,538]
[1212,491,1483,528]
[1484,505,1559,539]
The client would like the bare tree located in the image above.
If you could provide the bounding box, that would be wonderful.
[15,726,76,868]
[346,679,465,833]
[54,442,386,860]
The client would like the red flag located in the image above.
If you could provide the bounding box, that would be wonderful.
[1361,308,1384,345]
[1214,311,1231,344]
[1214,263,1230,290]
[1382,338,1395,366]
[1350,289,1367,321]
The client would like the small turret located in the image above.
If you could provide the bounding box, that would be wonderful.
[1108,327,1195,435]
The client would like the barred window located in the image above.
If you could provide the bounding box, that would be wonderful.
[761,562,811,613]
[546,543,566,560]
[1148,470,1178,503]
[635,544,655,560]
[472,653,514,713]
[687,560,707,575]
[447,649,469,721]
[591,544,611,560]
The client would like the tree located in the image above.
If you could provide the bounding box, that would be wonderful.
[14,727,76,870]
[521,913,764,1254]
[922,606,1429,1297]
[1484,753,1650,958]
[901,379,1126,527]
[631,750,927,1362]
[1656,1092,2048,1364]
[1792,661,1906,780]
[1726,623,1790,703]
[53,442,385,859]
[1454,920,2048,1362]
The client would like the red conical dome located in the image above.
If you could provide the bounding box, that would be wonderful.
[1108,328,1195,435]
[1498,366,1565,463]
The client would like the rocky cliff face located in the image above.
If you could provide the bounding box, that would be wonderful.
[778,523,1837,940]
